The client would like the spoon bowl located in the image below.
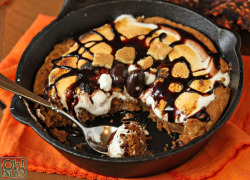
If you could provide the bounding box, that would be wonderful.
[86,126,117,154]
[0,73,117,155]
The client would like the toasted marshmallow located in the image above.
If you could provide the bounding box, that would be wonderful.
[115,14,157,39]
[190,70,230,93]
[107,124,129,157]
[74,90,126,117]
[169,44,210,74]
[46,14,230,125]
[175,92,215,123]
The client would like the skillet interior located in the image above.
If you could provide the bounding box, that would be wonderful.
[10,0,243,177]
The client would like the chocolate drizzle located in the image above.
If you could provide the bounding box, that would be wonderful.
[160,23,221,70]
[149,32,167,44]
[110,63,128,88]
[125,69,145,98]
[45,16,227,123]
[91,23,150,61]
[189,107,210,122]
[150,56,214,123]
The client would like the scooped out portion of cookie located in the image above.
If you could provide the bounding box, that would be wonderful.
[107,122,147,158]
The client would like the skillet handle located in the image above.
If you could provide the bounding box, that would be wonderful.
[58,0,114,20]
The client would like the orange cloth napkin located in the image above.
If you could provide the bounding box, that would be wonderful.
[0,15,250,180]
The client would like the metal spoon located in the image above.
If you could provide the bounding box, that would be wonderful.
[0,73,117,155]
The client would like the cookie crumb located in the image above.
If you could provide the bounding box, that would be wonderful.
[146,136,152,140]
[76,144,83,149]
[50,128,68,143]
[121,113,134,121]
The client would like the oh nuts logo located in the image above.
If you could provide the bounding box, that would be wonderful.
[0,157,27,179]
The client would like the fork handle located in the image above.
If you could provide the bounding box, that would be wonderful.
[0,73,52,108]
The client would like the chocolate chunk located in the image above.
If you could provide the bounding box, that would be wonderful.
[110,63,128,88]
[137,56,154,70]
[125,69,145,98]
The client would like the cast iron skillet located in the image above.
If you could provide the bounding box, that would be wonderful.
[10,0,243,178]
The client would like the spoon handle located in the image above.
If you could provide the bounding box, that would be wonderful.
[0,73,52,108]
[0,73,87,131]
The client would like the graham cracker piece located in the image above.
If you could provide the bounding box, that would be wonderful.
[115,47,136,64]
[137,56,154,70]
[172,62,190,78]
[168,83,183,93]
[93,53,114,69]
[147,39,172,60]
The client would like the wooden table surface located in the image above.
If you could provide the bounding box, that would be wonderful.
[0,0,84,179]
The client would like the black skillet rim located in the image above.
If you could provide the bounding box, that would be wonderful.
[11,0,244,163]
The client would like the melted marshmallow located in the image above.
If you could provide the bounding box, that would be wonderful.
[211,70,230,87]
[115,14,157,29]
[128,64,139,73]
[144,72,156,85]
[98,74,112,91]
[140,90,169,121]
[74,90,126,117]
[176,94,216,123]
[108,124,130,157]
